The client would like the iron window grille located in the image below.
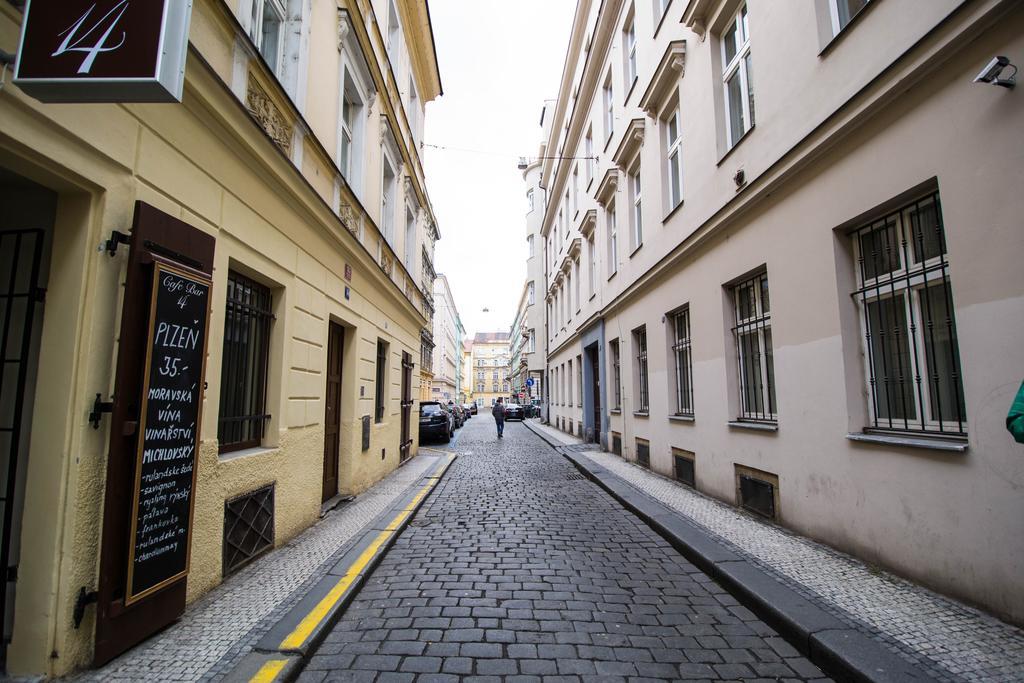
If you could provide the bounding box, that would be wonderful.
[375,340,387,423]
[218,271,274,453]
[634,327,649,413]
[852,192,966,436]
[671,307,694,417]
[732,272,776,422]
[636,439,650,468]
[223,484,274,577]
[610,339,622,409]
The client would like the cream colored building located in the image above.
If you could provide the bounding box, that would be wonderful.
[0,0,442,675]
[462,340,474,403]
[430,274,463,402]
[470,332,511,408]
[539,0,1024,624]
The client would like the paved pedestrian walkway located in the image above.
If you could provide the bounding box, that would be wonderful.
[74,452,442,682]
[527,420,1024,683]
[301,418,830,681]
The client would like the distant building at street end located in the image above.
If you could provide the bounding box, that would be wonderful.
[470,332,512,407]
[535,0,1024,625]
[461,340,474,403]
[431,275,464,403]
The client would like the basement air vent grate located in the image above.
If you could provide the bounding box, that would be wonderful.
[611,432,622,456]
[636,439,650,469]
[739,475,775,519]
[673,451,695,487]
[223,484,275,577]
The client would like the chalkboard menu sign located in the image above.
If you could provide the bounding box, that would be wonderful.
[125,261,212,605]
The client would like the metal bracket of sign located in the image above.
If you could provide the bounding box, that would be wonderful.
[103,230,132,257]
[89,393,114,429]
[73,587,99,629]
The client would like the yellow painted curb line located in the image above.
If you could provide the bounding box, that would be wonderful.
[277,454,455,652]
[249,658,288,683]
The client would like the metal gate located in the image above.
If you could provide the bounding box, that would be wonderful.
[0,229,46,666]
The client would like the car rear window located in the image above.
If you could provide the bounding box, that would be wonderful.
[421,404,443,415]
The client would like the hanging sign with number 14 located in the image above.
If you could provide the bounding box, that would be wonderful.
[14,0,194,103]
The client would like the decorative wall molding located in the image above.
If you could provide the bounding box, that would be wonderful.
[246,73,293,156]
[338,202,360,236]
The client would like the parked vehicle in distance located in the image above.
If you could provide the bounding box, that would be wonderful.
[468,403,478,415]
[447,402,464,427]
[419,401,453,443]
[462,403,475,418]
[504,403,525,421]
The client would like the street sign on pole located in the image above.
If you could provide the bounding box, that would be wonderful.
[526,378,534,387]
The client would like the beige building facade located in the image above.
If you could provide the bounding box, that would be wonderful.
[470,332,511,408]
[0,0,442,675]
[539,0,1024,624]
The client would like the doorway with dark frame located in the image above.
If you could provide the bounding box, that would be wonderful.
[0,169,55,670]
[586,344,601,444]
[322,322,345,504]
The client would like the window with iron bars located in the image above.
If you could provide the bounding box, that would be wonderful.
[219,271,274,453]
[852,192,965,436]
[610,339,622,410]
[633,327,649,413]
[671,307,694,417]
[732,272,776,422]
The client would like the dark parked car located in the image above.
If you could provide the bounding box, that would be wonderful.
[468,403,478,415]
[448,403,465,427]
[462,403,475,418]
[419,401,453,443]
[504,403,525,421]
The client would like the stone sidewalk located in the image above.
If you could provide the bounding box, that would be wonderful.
[72,452,443,682]
[526,420,1024,683]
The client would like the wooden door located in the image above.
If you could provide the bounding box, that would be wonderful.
[94,202,215,665]
[399,352,413,462]
[322,323,344,503]
[589,347,601,444]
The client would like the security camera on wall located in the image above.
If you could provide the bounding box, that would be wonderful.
[973,56,1017,89]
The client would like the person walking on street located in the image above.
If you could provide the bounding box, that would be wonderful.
[492,398,506,438]
[1008,380,1024,444]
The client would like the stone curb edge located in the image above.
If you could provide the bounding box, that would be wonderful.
[522,420,933,683]
[221,453,458,683]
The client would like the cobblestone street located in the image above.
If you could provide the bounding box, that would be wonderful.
[300,418,829,682]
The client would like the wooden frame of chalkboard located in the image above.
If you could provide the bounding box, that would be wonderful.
[124,258,213,605]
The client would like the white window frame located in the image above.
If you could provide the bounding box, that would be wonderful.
[665,106,684,210]
[381,150,397,248]
[403,204,416,273]
[629,161,642,252]
[528,281,535,305]
[527,235,535,257]
[585,128,595,184]
[607,202,618,275]
[624,11,637,87]
[249,0,287,76]
[572,166,580,214]
[386,0,402,69]
[527,188,535,213]
[573,259,581,312]
[732,272,776,422]
[603,71,614,143]
[829,0,869,36]
[588,235,596,296]
[721,4,754,149]
[851,193,965,435]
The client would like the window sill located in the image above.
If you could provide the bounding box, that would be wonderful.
[669,414,694,423]
[623,76,638,105]
[847,432,968,453]
[586,177,595,193]
[633,411,649,418]
[607,272,617,282]
[589,293,596,301]
[728,420,778,433]
[662,200,684,225]
[220,445,279,462]
[818,2,876,57]
[610,409,622,415]
[653,1,673,39]
[629,243,643,258]
[716,124,756,167]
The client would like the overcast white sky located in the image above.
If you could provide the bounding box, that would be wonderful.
[423,0,576,339]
